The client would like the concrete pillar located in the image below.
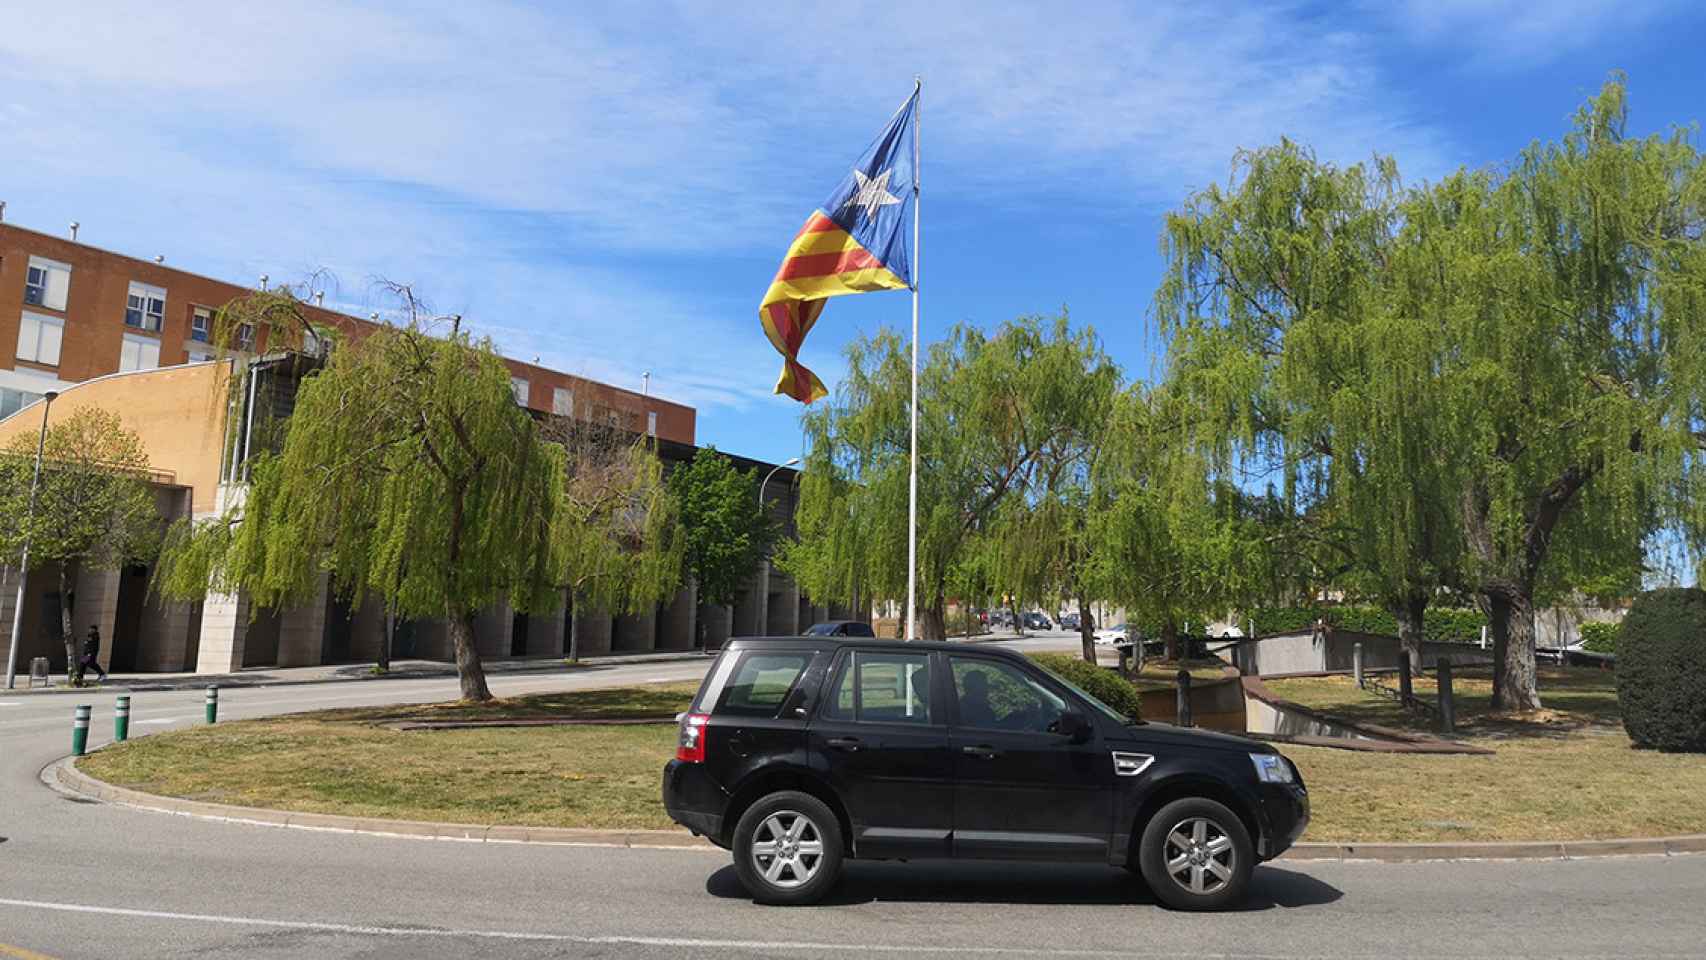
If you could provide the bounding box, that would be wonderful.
[613,607,657,653]
[733,561,769,637]
[529,592,567,658]
[195,589,251,673]
[659,580,697,651]
[699,604,733,650]
[136,597,196,672]
[768,570,799,636]
[474,601,512,659]
[275,575,330,667]
[72,566,122,672]
[570,611,612,659]
[346,594,388,664]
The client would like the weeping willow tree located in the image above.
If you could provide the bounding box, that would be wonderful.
[540,414,683,659]
[157,287,567,701]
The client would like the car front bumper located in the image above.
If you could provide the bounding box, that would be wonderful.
[1254,782,1310,860]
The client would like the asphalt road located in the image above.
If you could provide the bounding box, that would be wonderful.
[3,633,1703,959]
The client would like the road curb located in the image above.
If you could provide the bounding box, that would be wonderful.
[48,755,1706,862]
[46,756,717,851]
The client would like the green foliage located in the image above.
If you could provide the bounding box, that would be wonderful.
[1029,653,1144,720]
[1616,588,1706,752]
[1250,605,1487,644]
[667,447,773,608]
[1579,621,1621,654]
[0,406,161,683]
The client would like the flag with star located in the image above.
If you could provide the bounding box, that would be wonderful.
[760,87,918,403]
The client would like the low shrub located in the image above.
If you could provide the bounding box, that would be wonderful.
[1250,605,1486,643]
[1579,621,1620,654]
[1029,653,1144,720]
[1616,588,1706,753]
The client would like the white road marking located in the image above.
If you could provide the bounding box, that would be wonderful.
[136,717,192,725]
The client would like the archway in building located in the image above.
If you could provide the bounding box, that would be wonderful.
[108,565,149,673]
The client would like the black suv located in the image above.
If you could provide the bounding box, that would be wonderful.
[662,637,1308,909]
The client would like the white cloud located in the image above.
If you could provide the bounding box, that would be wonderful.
[1372,0,1688,68]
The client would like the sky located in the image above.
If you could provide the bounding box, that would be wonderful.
[2,0,1703,465]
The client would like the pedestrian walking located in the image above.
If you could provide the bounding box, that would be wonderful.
[79,625,107,684]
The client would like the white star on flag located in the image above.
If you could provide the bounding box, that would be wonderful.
[843,168,902,223]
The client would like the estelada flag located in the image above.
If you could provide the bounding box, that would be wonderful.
[761,88,918,403]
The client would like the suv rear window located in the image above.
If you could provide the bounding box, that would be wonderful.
[716,652,814,717]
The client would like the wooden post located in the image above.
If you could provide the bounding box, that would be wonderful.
[1438,658,1455,734]
[1353,642,1364,688]
[1398,655,1413,706]
[1175,670,1193,727]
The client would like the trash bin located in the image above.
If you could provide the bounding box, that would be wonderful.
[29,656,50,688]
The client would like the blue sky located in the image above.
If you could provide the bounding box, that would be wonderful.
[2,1,1703,464]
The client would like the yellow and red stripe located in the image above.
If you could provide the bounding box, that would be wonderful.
[760,211,908,403]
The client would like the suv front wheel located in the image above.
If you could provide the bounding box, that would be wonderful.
[1137,797,1254,911]
[732,791,844,905]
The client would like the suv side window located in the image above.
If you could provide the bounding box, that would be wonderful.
[822,650,933,724]
[717,651,814,717]
[949,657,1067,733]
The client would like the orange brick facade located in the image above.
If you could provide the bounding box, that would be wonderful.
[0,222,695,443]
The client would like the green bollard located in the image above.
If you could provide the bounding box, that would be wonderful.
[72,704,91,756]
[115,695,131,742]
[205,685,219,724]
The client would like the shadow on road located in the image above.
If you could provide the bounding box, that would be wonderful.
[706,861,1342,910]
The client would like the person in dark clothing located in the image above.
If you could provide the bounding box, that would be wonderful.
[79,625,107,683]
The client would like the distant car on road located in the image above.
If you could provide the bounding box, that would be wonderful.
[663,637,1309,908]
[802,621,876,638]
[1094,623,1130,646]
[1059,612,1095,632]
[1022,611,1053,631]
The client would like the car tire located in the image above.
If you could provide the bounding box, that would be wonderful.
[732,791,844,906]
[1137,797,1254,911]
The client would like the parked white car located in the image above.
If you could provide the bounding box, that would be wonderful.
[1093,623,1129,646]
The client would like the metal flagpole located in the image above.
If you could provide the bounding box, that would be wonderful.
[905,76,921,641]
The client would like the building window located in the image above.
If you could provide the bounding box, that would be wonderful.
[190,306,213,343]
[187,351,215,364]
[235,323,255,351]
[0,386,43,419]
[511,377,530,406]
[647,411,658,437]
[119,334,161,372]
[15,312,64,366]
[125,282,167,332]
[23,256,71,311]
[552,387,574,417]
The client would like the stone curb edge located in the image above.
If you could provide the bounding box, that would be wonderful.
[49,755,1706,863]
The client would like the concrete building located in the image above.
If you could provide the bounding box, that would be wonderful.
[0,221,850,676]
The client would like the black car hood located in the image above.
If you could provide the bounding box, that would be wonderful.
[1112,722,1270,754]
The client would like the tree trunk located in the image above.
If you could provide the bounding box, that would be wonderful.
[921,592,947,641]
[1077,595,1096,665]
[377,610,392,673]
[1161,619,1180,663]
[60,566,79,686]
[1391,591,1427,675]
[1486,589,1540,712]
[447,609,492,701]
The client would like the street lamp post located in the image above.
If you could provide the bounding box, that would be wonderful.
[754,458,801,636]
[5,390,58,690]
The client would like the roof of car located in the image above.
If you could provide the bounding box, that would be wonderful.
[723,635,1028,658]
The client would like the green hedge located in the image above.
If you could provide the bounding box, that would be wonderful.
[1616,588,1706,753]
[1579,621,1620,654]
[1250,605,1486,643]
[1029,653,1144,721]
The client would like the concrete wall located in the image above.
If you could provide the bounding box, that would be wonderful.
[1229,630,1494,677]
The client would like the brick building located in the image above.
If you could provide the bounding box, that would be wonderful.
[0,219,850,677]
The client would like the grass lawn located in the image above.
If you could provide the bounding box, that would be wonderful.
[78,669,1706,843]
[1265,667,1706,842]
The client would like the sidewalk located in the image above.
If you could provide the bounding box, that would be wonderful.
[5,649,718,695]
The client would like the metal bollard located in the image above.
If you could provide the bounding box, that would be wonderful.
[1438,658,1455,734]
[72,704,91,756]
[115,695,131,742]
[1398,655,1413,706]
[205,685,219,724]
[1175,670,1193,727]
[1353,642,1364,688]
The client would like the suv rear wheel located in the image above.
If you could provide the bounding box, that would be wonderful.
[1137,797,1254,911]
[732,791,844,905]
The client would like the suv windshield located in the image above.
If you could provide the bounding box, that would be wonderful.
[1034,662,1143,725]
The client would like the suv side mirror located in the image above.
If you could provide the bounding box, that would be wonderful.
[1055,710,1092,744]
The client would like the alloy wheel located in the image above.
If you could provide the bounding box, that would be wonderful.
[748,810,825,889]
[1161,816,1236,896]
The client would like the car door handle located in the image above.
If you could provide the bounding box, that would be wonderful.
[961,745,1001,759]
[826,737,863,752]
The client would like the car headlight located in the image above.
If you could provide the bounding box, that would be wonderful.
[1250,752,1295,784]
